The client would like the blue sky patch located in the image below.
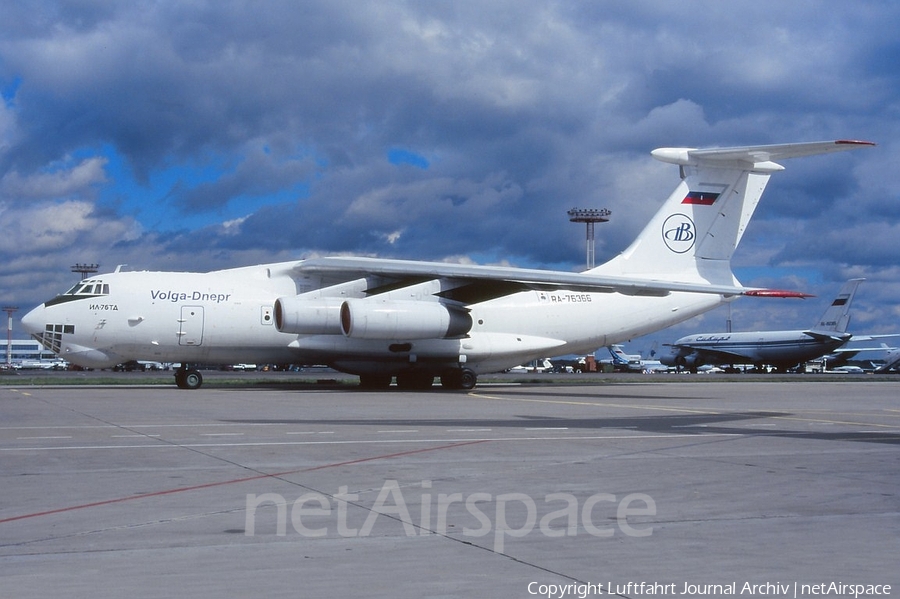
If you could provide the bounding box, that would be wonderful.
[388,148,430,170]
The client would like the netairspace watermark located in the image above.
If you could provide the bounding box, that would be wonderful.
[527,581,893,598]
[244,479,656,553]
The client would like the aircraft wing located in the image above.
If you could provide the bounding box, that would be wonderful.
[293,256,803,303]
[845,333,900,341]
[830,346,894,356]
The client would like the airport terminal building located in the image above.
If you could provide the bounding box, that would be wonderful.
[4,338,62,368]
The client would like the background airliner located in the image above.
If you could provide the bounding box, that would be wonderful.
[606,345,669,373]
[874,348,900,373]
[21,141,874,389]
[660,279,864,373]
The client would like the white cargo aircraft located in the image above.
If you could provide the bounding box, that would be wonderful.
[874,348,900,373]
[21,140,874,390]
[660,278,864,372]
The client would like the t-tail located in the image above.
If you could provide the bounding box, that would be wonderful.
[810,278,864,334]
[591,141,875,288]
[607,345,633,365]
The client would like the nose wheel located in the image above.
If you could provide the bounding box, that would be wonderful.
[440,367,477,390]
[175,367,203,389]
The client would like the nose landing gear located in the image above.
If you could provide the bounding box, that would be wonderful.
[175,367,203,389]
[440,367,477,390]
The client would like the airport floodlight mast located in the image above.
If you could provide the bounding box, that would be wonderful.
[3,306,17,366]
[71,263,99,280]
[567,208,611,270]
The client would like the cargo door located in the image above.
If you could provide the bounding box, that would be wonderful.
[178,306,204,346]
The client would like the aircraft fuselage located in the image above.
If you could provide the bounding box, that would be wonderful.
[23,261,723,379]
[661,331,849,370]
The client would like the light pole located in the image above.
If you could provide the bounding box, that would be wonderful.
[71,263,99,280]
[567,208,611,270]
[3,306,17,367]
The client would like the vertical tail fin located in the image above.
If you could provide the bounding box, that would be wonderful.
[592,141,875,286]
[607,345,631,365]
[811,278,864,333]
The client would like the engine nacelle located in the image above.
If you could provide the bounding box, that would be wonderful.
[274,297,345,335]
[675,352,703,368]
[340,299,472,340]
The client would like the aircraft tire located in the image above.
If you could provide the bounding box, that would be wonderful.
[183,370,203,389]
[458,368,477,390]
[440,368,477,390]
[176,369,203,390]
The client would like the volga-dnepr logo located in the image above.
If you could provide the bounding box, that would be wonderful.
[662,213,695,254]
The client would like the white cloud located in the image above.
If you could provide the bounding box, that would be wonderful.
[1,156,107,200]
[0,199,138,253]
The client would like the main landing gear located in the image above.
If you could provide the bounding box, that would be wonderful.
[175,366,203,390]
[359,367,478,391]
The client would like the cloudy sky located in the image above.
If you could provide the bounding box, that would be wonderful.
[1,1,898,352]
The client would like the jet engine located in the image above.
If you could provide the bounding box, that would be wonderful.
[674,352,703,369]
[340,299,472,340]
[273,297,344,335]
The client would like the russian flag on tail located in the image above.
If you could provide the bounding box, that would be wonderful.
[682,191,720,205]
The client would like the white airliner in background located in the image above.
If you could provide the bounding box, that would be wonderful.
[607,345,669,373]
[21,140,874,389]
[874,348,900,373]
[660,278,864,373]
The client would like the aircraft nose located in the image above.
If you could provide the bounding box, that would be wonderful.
[21,305,46,337]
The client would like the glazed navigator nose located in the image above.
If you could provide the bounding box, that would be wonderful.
[20,304,46,337]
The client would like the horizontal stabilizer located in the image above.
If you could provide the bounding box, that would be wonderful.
[744,289,815,299]
[652,140,876,170]
[804,330,852,343]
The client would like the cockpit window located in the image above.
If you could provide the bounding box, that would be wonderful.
[61,280,110,297]
[45,278,111,308]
